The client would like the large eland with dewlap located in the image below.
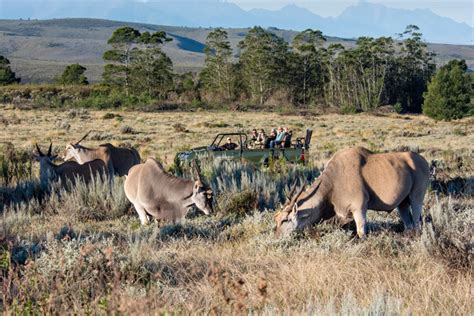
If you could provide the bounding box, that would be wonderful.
[275,146,430,238]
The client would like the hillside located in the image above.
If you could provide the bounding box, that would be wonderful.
[1,0,472,44]
[0,18,473,83]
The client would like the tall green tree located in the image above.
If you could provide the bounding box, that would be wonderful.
[423,59,472,120]
[103,27,173,96]
[200,28,235,100]
[130,30,173,98]
[0,56,20,85]
[102,27,141,95]
[238,27,290,106]
[291,29,326,106]
[321,37,394,111]
[131,49,173,98]
[57,63,88,85]
[388,25,436,112]
[349,36,394,111]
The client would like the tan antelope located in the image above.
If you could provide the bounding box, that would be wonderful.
[34,143,107,187]
[275,147,430,238]
[124,159,213,225]
[62,132,141,177]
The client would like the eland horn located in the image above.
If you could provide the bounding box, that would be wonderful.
[287,181,306,212]
[35,143,43,156]
[285,181,298,203]
[75,131,91,145]
[192,159,202,182]
[47,142,53,156]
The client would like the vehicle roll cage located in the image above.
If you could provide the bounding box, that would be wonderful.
[209,130,312,150]
[210,133,248,149]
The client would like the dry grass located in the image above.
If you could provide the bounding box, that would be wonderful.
[1,106,473,166]
[1,107,473,314]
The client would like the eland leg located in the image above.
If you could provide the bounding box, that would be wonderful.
[397,198,414,231]
[410,199,424,231]
[133,203,149,225]
[352,208,368,239]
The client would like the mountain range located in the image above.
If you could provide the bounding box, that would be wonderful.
[0,0,472,44]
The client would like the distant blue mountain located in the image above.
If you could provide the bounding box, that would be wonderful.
[0,0,472,44]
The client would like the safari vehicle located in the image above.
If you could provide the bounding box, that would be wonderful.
[177,129,312,166]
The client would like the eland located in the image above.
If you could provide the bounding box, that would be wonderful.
[34,143,107,187]
[124,159,213,225]
[275,147,430,238]
[124,158,213,225]
[62,132,141,177]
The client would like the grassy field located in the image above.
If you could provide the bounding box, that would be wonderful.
[1,107,473,313]
[1,18,473,83]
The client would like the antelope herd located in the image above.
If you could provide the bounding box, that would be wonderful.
[34,132,430,238]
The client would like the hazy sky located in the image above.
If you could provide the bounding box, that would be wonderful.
[231,0,474,26]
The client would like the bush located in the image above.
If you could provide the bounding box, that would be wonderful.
[202,159,319,210]
[423,60,472,121]
[56,64,88,85]
[0,143,33,186]
[5,176,130,221]
[421,197,472,269]
[394,102,403,114]
[172,123,188,133]
[217,189,258,217]
[120,125,135,134]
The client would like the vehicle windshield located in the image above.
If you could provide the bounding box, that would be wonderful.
[211,134,246,150]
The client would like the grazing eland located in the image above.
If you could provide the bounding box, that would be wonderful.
[124,159,213,225]
[275,147,430,238]
[62,132,141,177]
[34,143,107,187]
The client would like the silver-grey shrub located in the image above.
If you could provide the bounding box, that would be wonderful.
[3,175,130,222]
[421,196,473,269]
[202,160,320,210]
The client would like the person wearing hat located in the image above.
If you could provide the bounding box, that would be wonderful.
[220,137,238,150]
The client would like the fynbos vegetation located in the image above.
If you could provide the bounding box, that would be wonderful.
[1,109,473,313]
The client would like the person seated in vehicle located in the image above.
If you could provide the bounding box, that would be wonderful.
[253,129,266,149]
[250,129,258,141]
[248,129,258,149]
[221,137,239,150]
[270,127,286,148]
[283,128,292,148]
[264,129,277,148]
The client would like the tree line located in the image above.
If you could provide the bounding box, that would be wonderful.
[0,25,472,120]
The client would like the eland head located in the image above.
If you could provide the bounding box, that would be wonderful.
[274,179,328,238]
[62,131,90,161]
